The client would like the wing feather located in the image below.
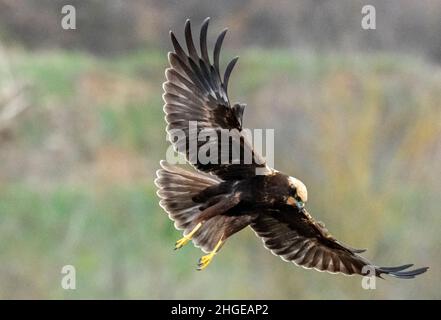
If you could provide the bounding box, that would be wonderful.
[184,20,199,63]
[223,56,239,94]
[199,18,211,65]
[213,29,228,76]
[251,206,428,278]
[164,19,270,180]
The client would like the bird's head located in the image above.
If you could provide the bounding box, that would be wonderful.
[287,176,308,210]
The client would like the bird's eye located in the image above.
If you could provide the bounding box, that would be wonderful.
[294,194,302,202]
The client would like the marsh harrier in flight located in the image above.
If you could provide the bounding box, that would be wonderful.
[155,18,428,278]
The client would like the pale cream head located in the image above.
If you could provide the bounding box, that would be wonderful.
[288,176,308,206]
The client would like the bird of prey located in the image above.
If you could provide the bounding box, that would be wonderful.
[155,18,428,278]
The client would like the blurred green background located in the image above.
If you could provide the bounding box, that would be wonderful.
[0,0,439,299]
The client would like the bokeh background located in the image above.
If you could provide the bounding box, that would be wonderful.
[0,0,440,299]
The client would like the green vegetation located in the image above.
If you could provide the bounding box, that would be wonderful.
[0,48,439,299]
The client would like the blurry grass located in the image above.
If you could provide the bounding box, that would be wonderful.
[99,97,164,151]
[102,50,165,78]
[0,183,163,299]
[13,51,93,102]
[0,48,440,299]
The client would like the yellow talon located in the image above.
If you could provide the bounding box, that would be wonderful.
[197,238,223,270]
[174,222,202,250]
[174,237,190,250]
[197,253,215,270]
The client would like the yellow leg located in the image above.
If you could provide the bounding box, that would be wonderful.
[197,237,223,271]
[174,222,202,250]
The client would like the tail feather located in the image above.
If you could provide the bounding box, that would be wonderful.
[155,160,220,231]
[155,160,234,252]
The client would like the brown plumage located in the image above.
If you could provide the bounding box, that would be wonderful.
[155,18,428,278]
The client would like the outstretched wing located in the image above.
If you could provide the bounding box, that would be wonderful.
[163,18,269,180]
[251,206,428,279]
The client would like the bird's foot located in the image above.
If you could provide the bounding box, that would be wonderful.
[174,236,191,250]
[174,222,202,250]
[196,237,223,270]
[197,253,215,270]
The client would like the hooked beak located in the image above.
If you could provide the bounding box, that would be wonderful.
[287,196,305,210]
